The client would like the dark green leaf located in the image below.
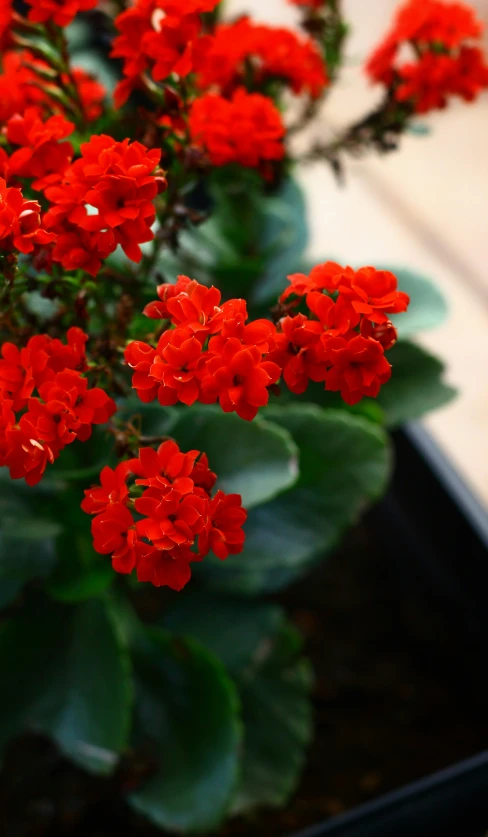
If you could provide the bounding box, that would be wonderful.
[130,627,240,833]
[0,597,132,774]
[0,579,22,610]
[232,622,313,814]
[252,178,309,306]
[163,595,313,816]
[168,407,299,509]
[0,484,60,587]
[163,592,284,675]
[377,340,457,427]
[198,405,391,594]
[380,266,448,337]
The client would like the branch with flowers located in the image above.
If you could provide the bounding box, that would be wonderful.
[0,0,480,831]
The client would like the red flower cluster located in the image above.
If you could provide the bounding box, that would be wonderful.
[195,16,328,99]
[6,108,74,191]
[24,0,98,27]
[0,178,54,254]
[126,266,408,414]
[125,276,281,421]
[0,51,106,124]
[111,0,219,107]
[82,440,247,590]
[189,89,285,172]
[0,329,116,486]
[275,262,409,404]
[43,135,165,274]
[366,0,488,112]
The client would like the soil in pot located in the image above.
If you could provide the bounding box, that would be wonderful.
[1,515,487,837]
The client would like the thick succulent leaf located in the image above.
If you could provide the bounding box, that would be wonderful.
[197,405,391,594]
[168,407,299,509]
[377,340,457,427]
[162,595,313,816]
[381,266,449,338]
[0,597,132,775]
[130,626,241,833]
[232,621,313,814]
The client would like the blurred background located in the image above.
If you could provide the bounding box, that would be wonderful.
[227,0,488,508]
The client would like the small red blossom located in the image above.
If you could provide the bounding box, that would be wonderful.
[143,275,193,320]
[366,0,488,112]
[189,89,285,173]
[111,0,219,107]
[25,0,98,28]
[196,17,328,99]
[201,338,281,421]
[268,314,324,395]
[82,439,247,591]
[199,491,248,561]
[0,52,105,124]
[0,178,54,254]
[149,328,206,407]
[321,334,392,405]
[44,135,163,272]
[7,109,74,191]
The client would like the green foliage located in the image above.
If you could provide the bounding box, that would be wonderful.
[168,407,299,509]
[377,340,457,427]
[130,626,241,833]
[197,405,391,595]
[0,597,132,774]
[163,593,313,815]
[381,266,449,338]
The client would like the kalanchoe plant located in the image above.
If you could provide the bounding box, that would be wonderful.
[0,0,481,832]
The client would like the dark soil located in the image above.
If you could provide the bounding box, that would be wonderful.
[2,516,488,837]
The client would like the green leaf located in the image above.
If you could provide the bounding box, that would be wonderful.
[168,407,299,509]
[163,595,313,816]
[0,579,22,610]
[377,340,457,427]
[198,405,391,594]
[0,485,60,587]
[0,597,132,775]
[163,592,284,675]
[380,266,449,337]
[232,622,313,814]
[252,178,309,306]
[130,627,241,833]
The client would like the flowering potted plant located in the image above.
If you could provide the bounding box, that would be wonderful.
[0,0,486,833]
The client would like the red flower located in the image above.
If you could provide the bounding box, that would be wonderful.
[149,327,206,407]
[7,109,74,191]
[136,543,196,591]
[111,0,219,107]
[322,334,392,405]
[189,89,285,172]
[268,314,324,394]
[136,489,207,550]
[366,0,488,112]
[3,425,56,486]
[82,440,247,590]
[165,281,224,336]
[25,0,98,28]
[361,318,398,352]
[199,491,247,560]
[196,17,328,99]
[201,337,281,421]
[143,275,193,320]
[0,178,55,254]
[289,0,326,8]
[281,261,346,303]
[82,462,132,515]
[38,370,116,442]
[131,441,199,497]
[92,503,136,556]
[44,136,163,271]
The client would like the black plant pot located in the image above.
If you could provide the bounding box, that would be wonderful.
[295,750,488,837]
[290,423,488,837]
